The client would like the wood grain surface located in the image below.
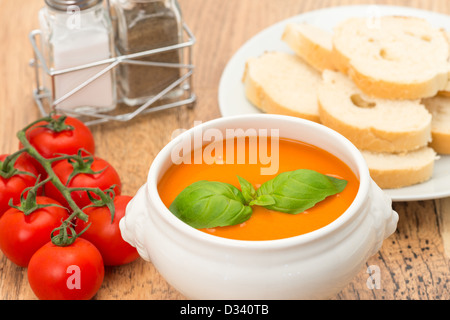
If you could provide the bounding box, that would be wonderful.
[0,0,449,300]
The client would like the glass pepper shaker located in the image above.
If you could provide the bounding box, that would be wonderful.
[111,0,184,107]
[39,0,117,113]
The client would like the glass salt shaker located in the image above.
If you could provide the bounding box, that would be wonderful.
[39,0,117,113]
[111,0,184,107]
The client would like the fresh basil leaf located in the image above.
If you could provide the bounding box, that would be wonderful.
[237,176,257,204]
[169,180,253,229]
[255,169,347,214]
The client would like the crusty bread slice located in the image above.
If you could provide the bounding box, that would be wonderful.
[242,51,322,122]
[318,70,432,153]
[422,95,450,154]
[281,23,337,72]
[332,16,449,100]
[362,147,437,189]
[438,31,450,97]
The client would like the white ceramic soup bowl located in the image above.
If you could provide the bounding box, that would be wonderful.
[119,114,398,300]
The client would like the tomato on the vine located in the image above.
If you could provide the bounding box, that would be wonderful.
[45,156,121,210]
[0,196,68,267]
[75,195,139,266]
[27,237,104,300]
[20,115,95,176]
[0,153,40,217]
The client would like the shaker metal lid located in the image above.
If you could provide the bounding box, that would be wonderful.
[44,0,103,11]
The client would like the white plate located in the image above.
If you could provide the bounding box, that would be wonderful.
[218,4,450,202]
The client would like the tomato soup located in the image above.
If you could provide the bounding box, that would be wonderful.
[157,137,359,241]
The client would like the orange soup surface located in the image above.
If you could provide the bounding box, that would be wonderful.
[157,137,359,241]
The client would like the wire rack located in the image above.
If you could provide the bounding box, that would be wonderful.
[28,22,196,126]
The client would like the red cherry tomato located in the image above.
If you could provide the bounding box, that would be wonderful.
[20,115,95,176]
[0,196,68,267]
[75,195,139,266]
[0,153,40,217]
[45,157,121,210]
[27,237,104,300]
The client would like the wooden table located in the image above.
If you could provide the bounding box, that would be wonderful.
[1,0,449,300]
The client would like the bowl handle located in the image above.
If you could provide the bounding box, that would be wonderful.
[119,182,152,261]
[367,179,399,256]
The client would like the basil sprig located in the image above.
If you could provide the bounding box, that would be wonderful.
[169,169,348,229]
[169,181,253,229]
[251,169,348,214]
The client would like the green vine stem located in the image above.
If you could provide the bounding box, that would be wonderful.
[15,115,115,246]
[8,177,66,215]
[17,129,89,222]
[0,148,35,179]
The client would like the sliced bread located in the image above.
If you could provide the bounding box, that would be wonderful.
[422,95,450,154]
[438,31,450,96]
[332,16,449,100]
[362,147,437,189]
[318,70,432,153]
[242,51,322,122]
[281,23,337,72]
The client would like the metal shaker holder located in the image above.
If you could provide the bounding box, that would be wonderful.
[28,22,196,126]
